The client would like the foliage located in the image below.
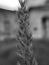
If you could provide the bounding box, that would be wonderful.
[15,4,38,65]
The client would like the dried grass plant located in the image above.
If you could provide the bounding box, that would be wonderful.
[15,3,38,65]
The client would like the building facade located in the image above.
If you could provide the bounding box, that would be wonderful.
[29,10,49,39]
[0,9,20,41]
[24,0,49,39]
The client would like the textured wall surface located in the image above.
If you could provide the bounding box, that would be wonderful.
[29,11,44,39]
[29,10,49,39]
[0,9,20,40]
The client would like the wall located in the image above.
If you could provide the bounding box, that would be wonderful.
[29,10,46,39]
[0,10,20,41]
[25,0,46,10]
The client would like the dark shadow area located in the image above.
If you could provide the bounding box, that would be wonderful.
[0,39,18,65]
[33,39,49,65]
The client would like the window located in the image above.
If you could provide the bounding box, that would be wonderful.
[42,17,49,38]
[4,20,11,35]
[42,17,47,38]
